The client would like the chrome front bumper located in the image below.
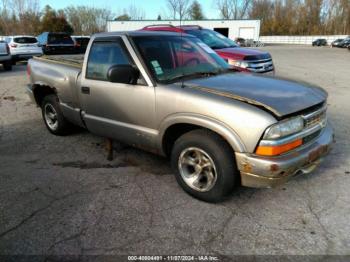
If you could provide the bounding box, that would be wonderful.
[235,123,334,188]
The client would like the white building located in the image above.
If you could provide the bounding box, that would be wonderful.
[107,19,261,41]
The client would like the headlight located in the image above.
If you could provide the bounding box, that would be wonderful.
[227,59,250,68]
[263,117,304,140]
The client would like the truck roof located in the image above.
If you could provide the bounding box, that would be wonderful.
[93,30,194,38]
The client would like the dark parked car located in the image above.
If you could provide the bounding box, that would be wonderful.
[312,39,327,46]
[331,38,344,47]
[72,36,90,54]
[37,32,75,55]
[338,38,350,48]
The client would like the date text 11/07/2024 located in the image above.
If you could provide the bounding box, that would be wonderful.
[128,255,220,261]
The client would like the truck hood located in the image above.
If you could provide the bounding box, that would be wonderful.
[214,47,271,61]
[182,73,327,118]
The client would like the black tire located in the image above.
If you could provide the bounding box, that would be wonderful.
[41,94,73,135]
[171,129,238,203]
[3,60,12,71]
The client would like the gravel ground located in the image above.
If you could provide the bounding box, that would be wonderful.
[0,46,349,260]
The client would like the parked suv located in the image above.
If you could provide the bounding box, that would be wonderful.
[37,32,75,55]
[142,25,274,74]
[72,36,90,54]
[0,41,12,71]
[312,39,327,46]
[5,35,43,64]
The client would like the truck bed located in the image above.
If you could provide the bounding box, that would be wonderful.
[34,54,84,69]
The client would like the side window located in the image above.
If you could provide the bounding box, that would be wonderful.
[86,40,132,81]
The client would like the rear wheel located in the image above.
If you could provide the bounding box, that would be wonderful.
[171,129,238,202]
[41,94,73,135]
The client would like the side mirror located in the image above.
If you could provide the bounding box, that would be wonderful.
[107,64,140,84]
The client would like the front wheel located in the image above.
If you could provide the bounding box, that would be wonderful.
[41,94,73,135]
[171,129,238,202]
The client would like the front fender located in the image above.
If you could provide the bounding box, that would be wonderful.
[158,113,246,154]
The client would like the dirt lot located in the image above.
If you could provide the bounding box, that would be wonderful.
[0,46,349,259]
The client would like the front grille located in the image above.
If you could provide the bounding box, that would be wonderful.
[246,58,274,73]
[303,129,321,144]
[299,106,327,146]
[303,107,327,128]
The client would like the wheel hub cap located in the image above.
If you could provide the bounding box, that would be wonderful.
[178,147,217,192]
[44,104,58,130]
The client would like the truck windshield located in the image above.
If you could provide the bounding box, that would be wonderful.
[186,29,238,50]
[132,35,230,83]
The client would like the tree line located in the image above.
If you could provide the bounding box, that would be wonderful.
[0,0,349,36]
[164,0,349,35]
[0,0,113,35]
[249,0,350,35]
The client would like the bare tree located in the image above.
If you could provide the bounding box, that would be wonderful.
[127,4,145,20]
[65,6,114,35]
[0,0,40,35]
[115,4,145,20]
[165,0,190,20]
[166,0,178,19]
[216,0,252,19]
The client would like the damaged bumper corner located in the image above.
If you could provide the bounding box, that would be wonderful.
[26,84,36,104]
[235,123,334,188]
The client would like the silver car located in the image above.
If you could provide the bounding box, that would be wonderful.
[5,35,43,64]
[27,31,334,202]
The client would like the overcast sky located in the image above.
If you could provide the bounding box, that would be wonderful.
[43,0,218,19]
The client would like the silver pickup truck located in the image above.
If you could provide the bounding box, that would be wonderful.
[27,31,334,202]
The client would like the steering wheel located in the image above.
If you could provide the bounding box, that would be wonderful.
[184,58,200,67]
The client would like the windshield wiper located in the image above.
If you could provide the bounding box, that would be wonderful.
[168,71,219,82]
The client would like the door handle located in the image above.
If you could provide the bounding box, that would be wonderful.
[81,86,90,94]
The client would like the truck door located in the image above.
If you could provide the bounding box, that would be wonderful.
[79,36,157,150]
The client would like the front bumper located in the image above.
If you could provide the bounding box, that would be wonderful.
[235,123,334,188]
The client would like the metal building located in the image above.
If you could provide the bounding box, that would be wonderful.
[107,19,261,41]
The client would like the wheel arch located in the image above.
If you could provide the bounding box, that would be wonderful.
[159,113,246,157]
[32,82,57,106]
